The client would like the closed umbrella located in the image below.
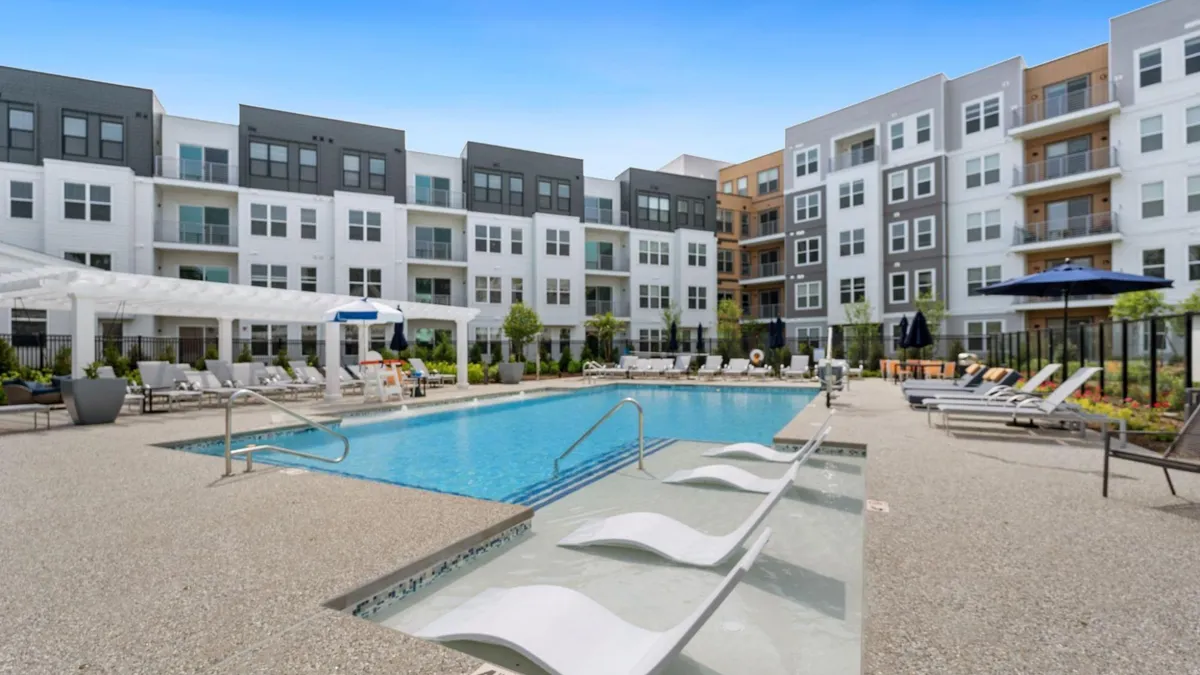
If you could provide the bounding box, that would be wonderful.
[668,321,679,352]
[695,323,704,353]
[896,315,910,350]
[389,319,409,352]
[770,317,785,349]
[906,311,932,351]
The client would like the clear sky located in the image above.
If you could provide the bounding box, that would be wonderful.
[0,0,1147,177]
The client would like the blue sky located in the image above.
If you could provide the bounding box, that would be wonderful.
[0,0,1146,177]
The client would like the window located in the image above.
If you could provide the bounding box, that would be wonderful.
[736,176,748,195]
[967,265,1001,295]
[251,204,287,238]
[717,208,733,233]
[474,224,502,253]
[555,181,572,212]
[537,180,552,209]
[839,228,865,256]
[1140,48,1162,87]
[472,171,502,204]
[638,329,664,352]
[695,200,706,230]
[347,210,381,241]
[99,120,123,160]
[1142,182,1165,219]
[740,212,749,235]
[9,181,32,218]
[63,183,86,220]
[915,269,935,299]
[1140,115,1163,153]
[889,220,908,253]
[965,96,1000,134]
[890,121,904,150]
[795,192,820,222]
[676,198,689,227]
[717,249,734,273]
[63,183,109,222]
[1188,106,1200,145]
[249,141,287,178]
[636,193,670,223]
[250,264,287,289]
[366,156,385,190]
[966,209,1001,242]
[62,114,87,156]
[1190,246,1200,281]
[916,113,931,144]
[584,196,614,224]
[342,153,361,188]
[890,272,908,304]
[511,227,523,254]
[299,147,317,182]
[839,277,865,304]
[1188,37,1200,76]
[965,153,1000,188]
[300,266,317,292]
[346,268,381,298]
[300,208,316,240]
[178,265,229,283]
[914,216,935,250]
[511,277,523,304]
[474,276,502,303]
[638,240,670,265]
[794,147,819,177]
[7,107,33,150]
[545,229,570,256]
[546,278,570,305]
[1143,248,1166,278]
[63,252,111,270]
[1189,175,1200,213]
[794,236,821,266]
[412,226,452,260]
[839,180,864,208]
[914,164,933,197]
[638,284,670,309]
[888,171,907,203]
[509,175,523,206]
[687,242,707,266]
[966,321,1003,351]
[756,167,779,194]
[687,286,707,310]
[722,180,732,194]
[794,281,821,310]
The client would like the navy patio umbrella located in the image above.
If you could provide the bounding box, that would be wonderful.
[896,315,910,350]
[906,311,932,351]
[668,321,679,352]
[389,317,409,352]
[695,323,704,353]
[771,317,786,349]
[978,261,1173,333]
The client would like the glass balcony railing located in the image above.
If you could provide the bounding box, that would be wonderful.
[584,207,614,224]
[408,239,466,262]
[586,299,630,316]
[585,254,630,272]
[409,293,464,307]
[155,156,236,185]
[154,220,237,247]
[742,261,782,279]
[753,304,781,319]
[1013,212,1119,246]
[829,146,876,172]
[409,185,466,209]
[1013,147,1118,187]
[1012,82,1117,127]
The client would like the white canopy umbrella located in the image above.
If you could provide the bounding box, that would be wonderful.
[321,297,404,324]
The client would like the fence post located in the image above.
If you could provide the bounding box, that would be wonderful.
[1024,331,1031,378]
[1078,323,1086,389]
[1150,318,1158,407]
[1036,330,1043,381]
[1098,323,1106,395]
[1188,313,1194,392]
[1048,329,1055,383]
[1121,320,1129,400]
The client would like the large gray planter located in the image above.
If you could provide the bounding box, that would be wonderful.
[63,378,127,425]
[497,362,525,384]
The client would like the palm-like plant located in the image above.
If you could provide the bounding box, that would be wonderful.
[584,312,625,363]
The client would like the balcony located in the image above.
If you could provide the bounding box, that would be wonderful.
[584,206,614,225]
[740,261,785,285]
[154,156,237,188]
[748,304,781,320]
[1011,212,1121,252]
[408,292,467,307]
[408,185,466,210]
[619,210,630,226]
[1009,82,1120,139]
[407,239,468,264]
[153,220,238,248]
[828,146,876,173]
[585,255,631,274]
[1012,293,1113,310]
[741,220,784,245]
[1011,147,1120,197]
[586,299,631,317]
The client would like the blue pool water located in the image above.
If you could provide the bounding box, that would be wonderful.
[183,384,816,503]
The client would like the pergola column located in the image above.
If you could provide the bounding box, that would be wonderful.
[324,322,342,402]
[217,317,234,363]
[357,324,369,364]
[456,318,469,389]
[69,294,96,379]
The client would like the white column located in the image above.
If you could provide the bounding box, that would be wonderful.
[69,295,96,379]
[456,318,469,389]
[217,317,234,363]
[324,322,342,402]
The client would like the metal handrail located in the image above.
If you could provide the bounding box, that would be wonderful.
[554,397,644,477]
[223,388,350,476]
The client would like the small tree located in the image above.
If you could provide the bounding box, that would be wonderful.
[1112,290,1170,321]
[273,348,292,375]
[558,343,572,373]
[716,299,742,356]
[660,303,682,335]
[51,346,72,376]
[914,291,947,358]
[584,312,624,363]
[0,338,18,374]
[1171,289,1200,335]
[468,342,483,365]
[843,299,876,365]
[235,343,254,363]
[502,303,543,363]
[157,344,177,364]
[432,333,455,363]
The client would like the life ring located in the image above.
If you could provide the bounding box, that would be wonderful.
[750,349,765,366]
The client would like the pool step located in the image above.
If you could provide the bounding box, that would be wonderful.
[506,437,675,510]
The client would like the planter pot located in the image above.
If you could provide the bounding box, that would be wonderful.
[63,378,127,425]
[497,362,525,385]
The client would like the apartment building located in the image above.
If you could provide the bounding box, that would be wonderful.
[715,152,785,321]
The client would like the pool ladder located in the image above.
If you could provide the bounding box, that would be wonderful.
[554,397,644,477]
[223,389,350,476]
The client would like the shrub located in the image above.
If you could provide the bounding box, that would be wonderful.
[102,342,130,377]
[0,339,18,374]
[157,344,177,364]
[236,343,254,363]
[487,364,499,381]
[540,361,559,376]
[567,359,583,374]
[469,342,483,365]
[125,344,146,369]
[432,335,455,363]
[306,352,320,368]
[51,346,72,376]
[524,360,537,375]
[84,361,103,379]
[580,344,594,363]
[194,345,219,371]
[378,347,397,361]
[558,345,572,373]
[491,349,503,366]
[273,348,293,376]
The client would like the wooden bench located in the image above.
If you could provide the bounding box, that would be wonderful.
[0,404,51,429]
[1103,405,1200,497]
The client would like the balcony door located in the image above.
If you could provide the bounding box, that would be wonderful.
[179,144,230,183]
[178,205,230,245]
[1043,75,1090,119]
[586,241,614,270]
[414,175,452,207]
[586,286,613,315]
[1045,196,1092,239]
[758,249,779,277]
[1045,136,1091,179]
[415,278,452,305]
[414,226,452,260]
[759,289,780,318]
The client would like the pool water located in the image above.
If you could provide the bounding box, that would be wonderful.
[185,384,816,503]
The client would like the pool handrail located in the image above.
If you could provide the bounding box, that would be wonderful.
[223,388,350,476]
[554,397,645,477]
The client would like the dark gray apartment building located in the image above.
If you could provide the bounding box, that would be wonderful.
[617,168,716,232]
[880,155,948,314]
[461,142,584,219]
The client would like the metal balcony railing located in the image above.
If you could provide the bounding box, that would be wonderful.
[753,304,781,319]
[829,146,876,172]
[1013,147,1118,186]
[586,299,631,316]
[584,207,614,224]
[742,261,782,279]
[155,157,236,185]
[585,254,630,272]
[409,293,464,307]
[154,220,237,247]
[620,210,630,226]
[747,221,781,239]
[408,239,467,262]
[1013,212,1119,245]
[1012,81,1117,127]
[409,185,465,209]
[1014,293,1112,305]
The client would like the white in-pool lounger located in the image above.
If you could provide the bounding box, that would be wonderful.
[665,427,830,493]
[702,411,834,463]
[416,529,771,675]
[557,464,795,567]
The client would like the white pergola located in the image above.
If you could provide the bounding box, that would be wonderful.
[0,242,480,397]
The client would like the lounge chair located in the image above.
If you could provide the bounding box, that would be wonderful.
[137,362,203,410]
[781,355,810,379]
[703,412,834,463]
[265,366,323,397]
[664,355,692,379]
[906,368,1021,405]
[407,358,447,387]
[598,355,637,378]
[290,360,360,394]
[696,355,723,379]
[2,379,63,406]
[1103,402,1200,497]
[747,359,771,378]
[184,371,236,403]
[0,402,51,428]
[629,358,655,378]
[96,366,144,411]
[416,529,772,675]
[234,363,294,399]
[722,358,750,378]
[666,428,830,493]
[901,363,986,392]
[917,364,1061,407]
[559,464,795,567]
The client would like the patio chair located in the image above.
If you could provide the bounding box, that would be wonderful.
[696,355,724,379]
[664,355,692,378]
[265,366,323,398]
[558,463,795,567]
[917,364,1061,407]
[629,358,655,378]
[781,355,810,379]
[290,360,360,394]
[703,412,834,463]
[906,369,1021,405]
[901,364,989,393]
[2,379,63,406]
[415,530,772,675]
[722,358,750,378]
[747,359,771,378]
[137,362,203,410]
[97,366,144,412]
[665,429,830,494]
[595,355,637,379]
[1103,401,1200,497]
[407,358,447,387]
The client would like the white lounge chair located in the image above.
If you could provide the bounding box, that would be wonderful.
[703,411,834,463]
[265,366,323,397]
[722,358,750,378]
[629,358,654,378]
[407,357,447,387]
[747,359,770,378]
[291,360,360,393]
[137,362,203,410]
[665,355,692,379]
[780,355,810,379]
[919,363,1062,406]
[696,355,723,379]
[665,428,830,494]
[558,465,794,567]
[416,529,771,675]
[597,355,637,379]
[97,365,145,411]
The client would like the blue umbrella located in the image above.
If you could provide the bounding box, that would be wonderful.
[978,261,1173,332]
[771,317,786,349]
[897,315,910,350]
[389,320,408,351]
[668,321,679,352]
[906,311,932,350]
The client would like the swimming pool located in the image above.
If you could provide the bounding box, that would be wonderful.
[181,384,817,505]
